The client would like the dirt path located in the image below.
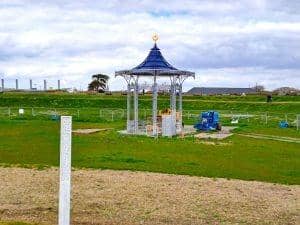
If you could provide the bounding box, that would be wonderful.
[0,167,299,225]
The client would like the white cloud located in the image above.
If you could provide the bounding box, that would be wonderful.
[0,0,300,91]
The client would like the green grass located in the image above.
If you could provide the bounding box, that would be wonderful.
[0,222,38,225]
[1,92,300,113]
[0,119,299,185]
[0,92,299,185]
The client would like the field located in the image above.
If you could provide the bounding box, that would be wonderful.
[0,92,300,224]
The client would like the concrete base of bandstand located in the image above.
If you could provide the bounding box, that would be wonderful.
[118,125,196,137]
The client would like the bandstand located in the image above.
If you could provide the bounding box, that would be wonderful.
[115,35,195,136]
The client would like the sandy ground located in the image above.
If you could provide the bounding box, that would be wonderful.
[72,128,114,134]
[195,126,236,140]
[0,168,299,225]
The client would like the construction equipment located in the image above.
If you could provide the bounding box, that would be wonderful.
[194,111,221,131]
[279,121,289,128]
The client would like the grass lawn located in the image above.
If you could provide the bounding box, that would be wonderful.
[1,92,300,113]
[0,119,299,185]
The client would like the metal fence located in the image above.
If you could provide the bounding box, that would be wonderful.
[0,107,299,129]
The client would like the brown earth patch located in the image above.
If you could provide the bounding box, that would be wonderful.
[0,167,299,225]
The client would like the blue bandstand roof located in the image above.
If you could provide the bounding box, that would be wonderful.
[115,43,195,77]
[133,43,177,71]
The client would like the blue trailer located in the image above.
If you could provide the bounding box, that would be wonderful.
[194,111,221,131]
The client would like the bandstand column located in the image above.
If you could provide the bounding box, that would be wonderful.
[152,75,158,136]
[134,78,139,133]
[127,82,131,133]
[171,77,177,134]
[178,82,183,132]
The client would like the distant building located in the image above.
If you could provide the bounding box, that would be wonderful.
[186,87,257,95]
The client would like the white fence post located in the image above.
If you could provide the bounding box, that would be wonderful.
[58,116,72,225]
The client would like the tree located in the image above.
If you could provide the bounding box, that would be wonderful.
[88,74,109,93]
[273,87,299,95]
[252,85,265,92]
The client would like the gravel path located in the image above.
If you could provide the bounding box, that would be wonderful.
[237,133,300,144]
[0,167,299,225]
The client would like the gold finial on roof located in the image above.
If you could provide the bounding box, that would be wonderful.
[152,33,159,43]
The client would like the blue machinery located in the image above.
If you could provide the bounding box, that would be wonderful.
[194,111,221,131]
[279,121,289,128]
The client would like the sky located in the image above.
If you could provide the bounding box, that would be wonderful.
[0,0,300,91]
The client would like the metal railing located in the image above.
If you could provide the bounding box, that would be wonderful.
[0,107,299,128]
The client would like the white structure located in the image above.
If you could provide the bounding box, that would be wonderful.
[116,35,194,136]
[58,116,72,225]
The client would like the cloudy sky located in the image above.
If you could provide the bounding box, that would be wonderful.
[0,0,300,91]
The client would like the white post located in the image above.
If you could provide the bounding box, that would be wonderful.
[59,116,72,225]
